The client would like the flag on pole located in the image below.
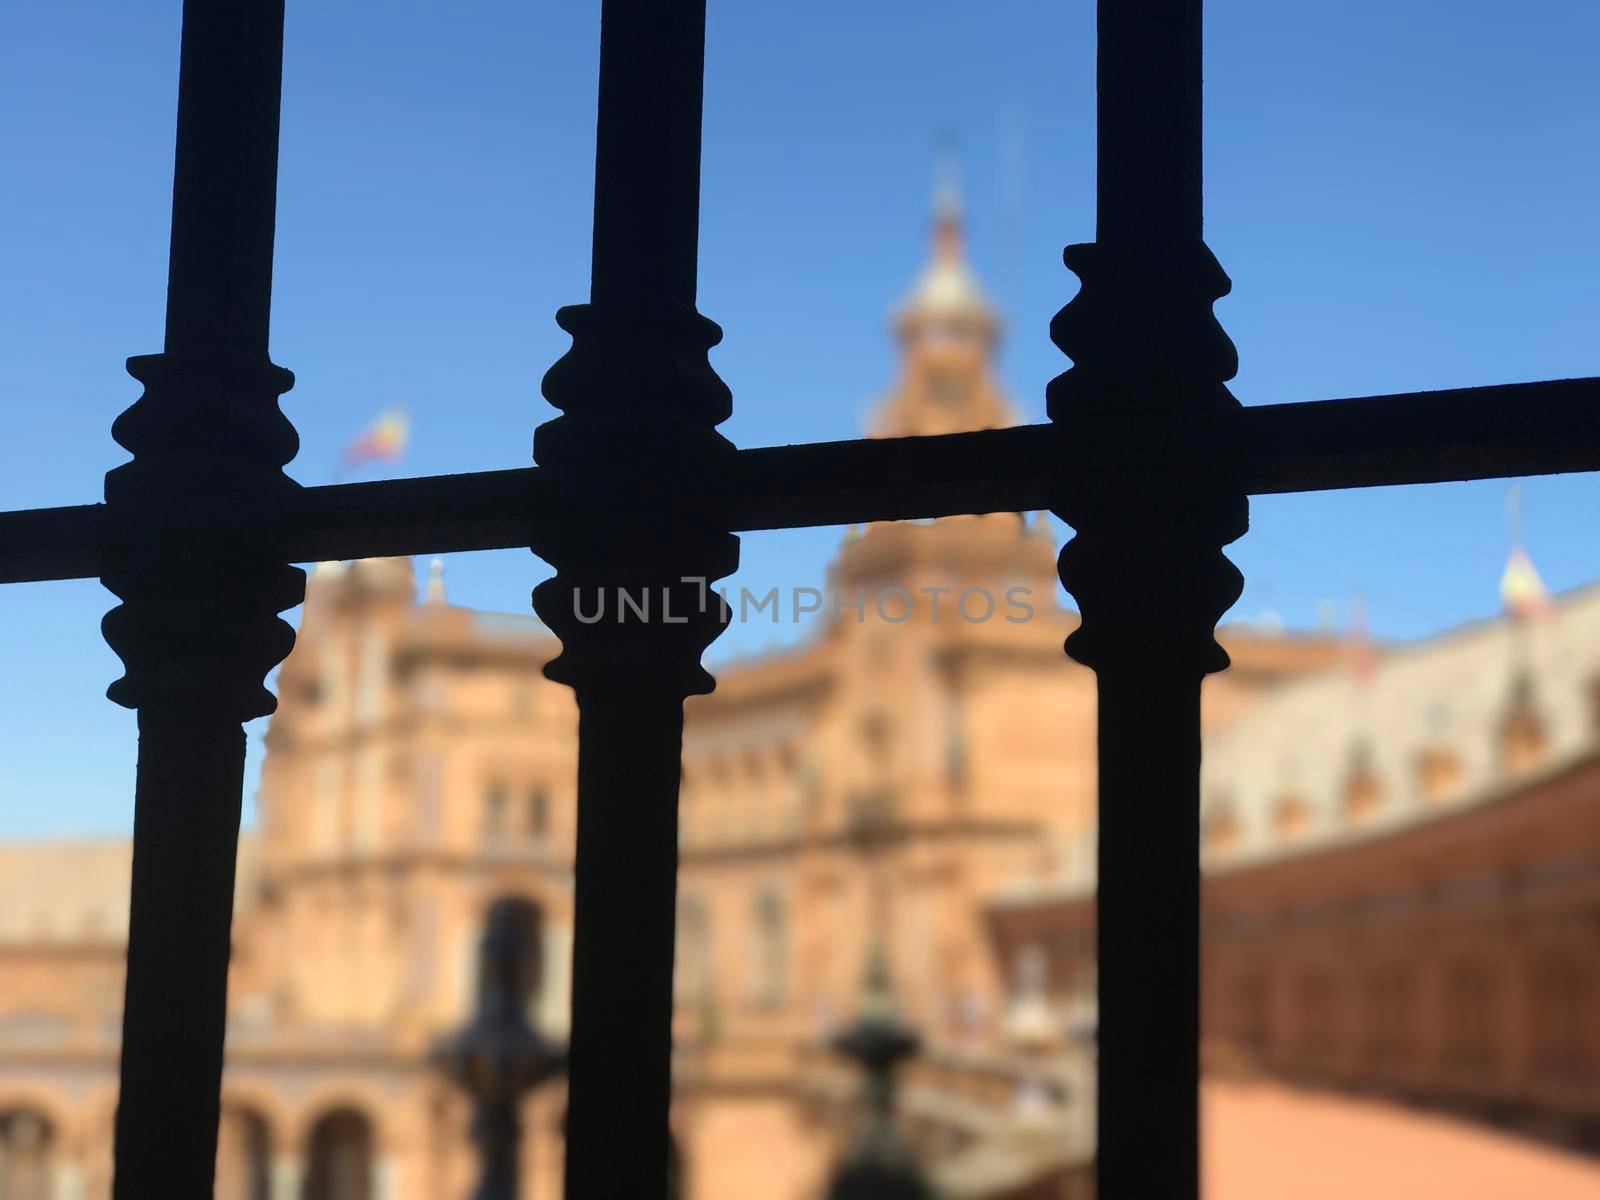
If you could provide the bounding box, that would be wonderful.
[1500,484,1552,621]
[1347,591,1376,686]
[339,409,409,471]
[1501,547,1552,621]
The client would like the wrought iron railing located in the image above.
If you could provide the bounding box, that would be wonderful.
[5,0,1599,1196]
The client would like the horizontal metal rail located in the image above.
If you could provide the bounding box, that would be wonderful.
[4,376,1597,586]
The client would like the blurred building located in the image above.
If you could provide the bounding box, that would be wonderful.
[18,183,1595,1200]
[990,582,1600,1157]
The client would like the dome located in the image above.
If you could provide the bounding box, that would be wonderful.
[891,155,998,343]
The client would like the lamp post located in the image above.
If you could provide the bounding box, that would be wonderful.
[826,945,933,1200]
[434,899,566,1200]
[827,765,932,1200]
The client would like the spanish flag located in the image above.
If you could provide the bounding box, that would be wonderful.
[1500,547,1552,621]
[340,409,409,471]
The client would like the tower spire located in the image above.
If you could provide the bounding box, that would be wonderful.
[891,147,995,347]
[872,147,1011,439]
[932,134,963,264]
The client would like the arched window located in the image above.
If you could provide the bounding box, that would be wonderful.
[216,1106,271,1200]
[750,888,788,1009]
[1415,745,1462,803]
[1342,740,1381,821]
[303,1109,373,1200]
[676,895,712,1009]
[0,1109,55,1200]
[487,896,544,1015]
[1498,672,1547,772]
[1272,792,1310,841]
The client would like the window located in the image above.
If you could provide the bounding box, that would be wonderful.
[927,368,971,408]
[1342,742,1382,821]
[1272,793,1311,842]
[749,888,789,1009]
[1527,952,1595,1079]
[1442,958,1501,1072]
[1415,745,1462,804]
[0,1111,54,1200]
[1360,966,1414,1065]
[304,1110,373,1200]
[413,752,444,846]
[1498,673,1547,772]
[215,1107,271,1200]
[528,787,550,839]
[484,783,507,840]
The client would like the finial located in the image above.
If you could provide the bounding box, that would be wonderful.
[426,556,447,604]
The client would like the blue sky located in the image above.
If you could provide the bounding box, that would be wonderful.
[2,0,1598,835]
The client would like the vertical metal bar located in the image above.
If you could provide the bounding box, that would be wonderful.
[1092,666,1210,1199]
[1096,0,1203,243]
[534,2,736,1196]
[1052,1,1244,1198]
[589,0,705,310]
[113,712,250,1197]
[104,2,302,1195]
[162,0,286,356]
[563,693,692,1195]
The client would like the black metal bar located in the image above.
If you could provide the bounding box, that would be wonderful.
[1090,666,1208,1199]
[114,710,250,1197]
[563,693,691,1196]
[7,378,1600,586]
[535,2,733,1196]
[589,0,704,310]
[1239,377,1600,494]
[1097,0,1202,242]
[105,2,301,1196]
[1061,0,1232,1196]
[163,0,284,357]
